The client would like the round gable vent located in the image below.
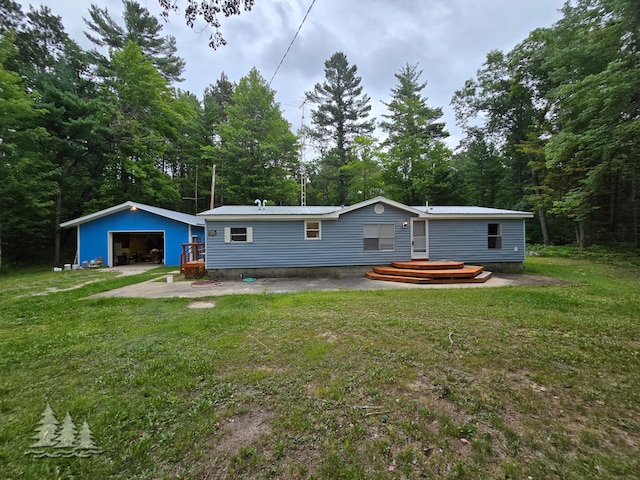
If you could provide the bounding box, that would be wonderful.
[374,203,384,214]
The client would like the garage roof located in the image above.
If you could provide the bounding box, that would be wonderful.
[60,201,205,228]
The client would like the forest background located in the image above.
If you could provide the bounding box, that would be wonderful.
[0,0,638,267]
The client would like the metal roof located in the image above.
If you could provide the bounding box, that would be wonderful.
[413,206,534,217]
[60,201,205,228]
[197,197,533,220]
[198,205,341,216]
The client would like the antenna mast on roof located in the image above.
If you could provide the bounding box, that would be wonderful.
[299,99,307,206]
[182,164,199,214]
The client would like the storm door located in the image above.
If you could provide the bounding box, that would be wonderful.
[411,220,429,259]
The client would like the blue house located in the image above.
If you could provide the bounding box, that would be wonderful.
[198,196,533,278]
[60,201,205,267]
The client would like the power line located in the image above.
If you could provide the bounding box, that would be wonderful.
[268,0,318,86]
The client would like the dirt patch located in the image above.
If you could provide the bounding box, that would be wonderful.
[30,279,101,296]
[494,273,575,286]
[215,410,273,456]
[319,331,339,343]
[192,280,223,287]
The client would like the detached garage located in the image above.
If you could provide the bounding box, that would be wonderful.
[60,201,205,267]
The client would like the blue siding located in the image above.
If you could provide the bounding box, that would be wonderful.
[78,209,196,266]
[205,204,414,269]
[428,219,526,263]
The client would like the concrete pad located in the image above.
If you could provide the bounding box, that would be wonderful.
[109,264,165,276]
[87,273,567,300]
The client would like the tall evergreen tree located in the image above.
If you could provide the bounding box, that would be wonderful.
[0,32,56,267]
[305,51,374,205]
[95,41,183,209]
[452,129,508,207]
[381,63,452,205]
[202,72,235,138]
[0,0,23,34]
[84,0,185,83]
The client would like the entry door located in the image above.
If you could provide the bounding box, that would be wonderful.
[411,220,429,259]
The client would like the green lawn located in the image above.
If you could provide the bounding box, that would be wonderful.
[1,257,639,479]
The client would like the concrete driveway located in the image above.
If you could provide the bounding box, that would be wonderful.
[88,271,566,299]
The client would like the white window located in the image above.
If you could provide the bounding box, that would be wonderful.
[363,224,395,251]
[305,221,321,240]
[224,227,253,243]
[488,223,502,249]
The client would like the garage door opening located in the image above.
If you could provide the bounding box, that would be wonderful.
[112,232,164,266]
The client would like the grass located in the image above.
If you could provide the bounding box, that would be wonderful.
[0,255,639,479]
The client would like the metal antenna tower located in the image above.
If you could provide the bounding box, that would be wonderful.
[299,99,308,206]
[182,164,199,214]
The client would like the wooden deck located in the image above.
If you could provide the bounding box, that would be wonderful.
[180,243,207,279]
[365,260,492,284]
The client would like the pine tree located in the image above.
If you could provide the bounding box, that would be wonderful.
[84,0,185,83]
[381,63,451,205]
[29,403,59,449]
[305,51,374,205]
[76,421,103,456]
[55,412,78,452]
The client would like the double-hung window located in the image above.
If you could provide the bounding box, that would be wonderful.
[305,221,321,240]
[363,224,395,251]
[488,223,502,249]
[224,227,253,243]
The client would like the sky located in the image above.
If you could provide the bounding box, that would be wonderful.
[16,0,566,149]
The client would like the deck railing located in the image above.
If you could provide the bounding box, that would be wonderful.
[179,243,205,274]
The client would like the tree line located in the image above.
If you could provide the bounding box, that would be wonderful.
[0,0,637,267]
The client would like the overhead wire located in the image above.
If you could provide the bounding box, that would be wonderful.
[268,0,318,86]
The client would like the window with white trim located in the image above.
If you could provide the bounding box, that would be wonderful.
[305,221,321,240]
[363,224,395,251]
[488,223,502,249]
[224,227,253,243]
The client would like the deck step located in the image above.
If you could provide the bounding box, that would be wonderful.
[365,259,492,285]
[365,270,493,284]
[391,260,464,270]
[373,265,485,279]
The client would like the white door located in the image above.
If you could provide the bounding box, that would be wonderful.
[411,220,429,259]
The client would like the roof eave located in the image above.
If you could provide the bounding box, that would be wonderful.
[200,213,340,221]
[337,196,425,217]
[60,201,204,228]
[424,213,534,220]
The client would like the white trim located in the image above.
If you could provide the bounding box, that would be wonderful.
[424,213,533,220]
[76,226,81,266]
[107,230,165,267]
[363,223,396,252]
[338,196,425,217]
[198,196,534,221]
[60,201,203,228]
[201,214,340,221]
[305,220,322,240]
[224,226,253,243]
[411,219,429,259]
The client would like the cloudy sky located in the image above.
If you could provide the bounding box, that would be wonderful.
[18,0,566,148]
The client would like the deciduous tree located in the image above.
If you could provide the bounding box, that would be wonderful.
[215,68,299,205]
